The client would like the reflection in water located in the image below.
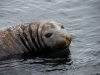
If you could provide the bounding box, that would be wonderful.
[0,48,72,64]
[0,49,72,75]
[21,48,72,65]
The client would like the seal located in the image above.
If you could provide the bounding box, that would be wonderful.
[0,21,72,58]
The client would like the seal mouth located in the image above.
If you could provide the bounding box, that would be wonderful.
[62,41,71,49]
[52,40,71,51]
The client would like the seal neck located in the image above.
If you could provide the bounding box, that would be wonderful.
[38,23,53,51]
[37,23,47,51]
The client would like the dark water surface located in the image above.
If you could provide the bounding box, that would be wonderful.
[0,0,100,75]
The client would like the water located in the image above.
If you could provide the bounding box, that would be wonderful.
[0,0,100,75]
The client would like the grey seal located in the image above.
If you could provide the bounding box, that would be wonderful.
[0,21,72,58]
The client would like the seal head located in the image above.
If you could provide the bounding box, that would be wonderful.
[41,21,72,51]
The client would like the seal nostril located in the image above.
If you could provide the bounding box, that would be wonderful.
[66,36,72,41]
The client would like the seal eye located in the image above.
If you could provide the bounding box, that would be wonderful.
[61,26,64,29]
[45,33,53,38]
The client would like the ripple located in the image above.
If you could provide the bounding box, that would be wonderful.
[0,0,100,75]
